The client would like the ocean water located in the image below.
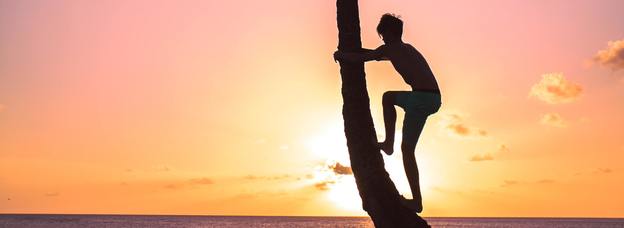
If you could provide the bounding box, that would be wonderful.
[1,215,623,228]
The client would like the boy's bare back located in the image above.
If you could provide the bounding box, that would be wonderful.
[375,42,440,92]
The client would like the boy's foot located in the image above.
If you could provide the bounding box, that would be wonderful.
[400,196,423,213]
[377,141,394,155]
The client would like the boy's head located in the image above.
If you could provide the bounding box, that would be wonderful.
[376,13,403,43]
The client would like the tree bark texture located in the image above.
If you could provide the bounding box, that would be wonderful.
[336,0,430,227]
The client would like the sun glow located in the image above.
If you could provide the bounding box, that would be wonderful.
[304,123,364,212]
[325,176,362,211]
[304,122,351,165]
[307,160,362,212]
[304,124,438,212]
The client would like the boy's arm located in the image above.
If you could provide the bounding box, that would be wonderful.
[361,48,389,61]
[334,46,387,63]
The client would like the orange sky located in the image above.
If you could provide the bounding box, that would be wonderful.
[1,0,623,217]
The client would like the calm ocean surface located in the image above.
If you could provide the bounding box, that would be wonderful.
[1,215,623,228]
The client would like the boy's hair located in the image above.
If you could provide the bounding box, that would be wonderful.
[376,13,403,37]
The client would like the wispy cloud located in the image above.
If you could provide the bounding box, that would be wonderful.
[231,191,289,200]
[593,39,624,71]
[574,167,614,176]
[529,73,582,104]
[540,113,567,128]
[329,162,353,175]
[164,177,215,190]
[151,165,171,172]
[314,180,335,191]
[469,144,509,162]
[501,180,519,187]
[164,184,181,189]
[44,192,60,197]
[439,114,488,138]
[536,179,556,184]
[309,161,354,191]
[243,174,293,181]
[470,153,494,162]
[502,178,557,187]
[497,144,510,153]
[594,168,613,174]
[189,178,214,185]
[254,138,267,144]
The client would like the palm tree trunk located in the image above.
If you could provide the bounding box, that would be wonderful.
[336,0,430,227]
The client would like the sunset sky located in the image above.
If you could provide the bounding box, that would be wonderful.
[1,0,623,217]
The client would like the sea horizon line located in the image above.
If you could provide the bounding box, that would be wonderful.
[1,213,622,220]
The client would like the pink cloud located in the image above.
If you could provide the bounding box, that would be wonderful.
[593,39,624,71]
[440,114,488,138]
[529,73,582,104]
[469,144,509,162]
[540,113,567,128]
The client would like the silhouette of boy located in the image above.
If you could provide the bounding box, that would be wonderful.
[334,14,441,213]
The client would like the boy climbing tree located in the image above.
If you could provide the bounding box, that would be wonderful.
[334,13,441,213]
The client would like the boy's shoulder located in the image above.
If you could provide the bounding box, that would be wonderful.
[401,42,422,56]
[401,42,417,50]
[380,42,417,53]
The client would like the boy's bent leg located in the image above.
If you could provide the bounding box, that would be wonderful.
[379,91,400,155]
[401,112,428,212]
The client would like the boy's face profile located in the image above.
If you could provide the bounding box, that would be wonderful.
[379,33,388,44]
[379,32,398,44]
